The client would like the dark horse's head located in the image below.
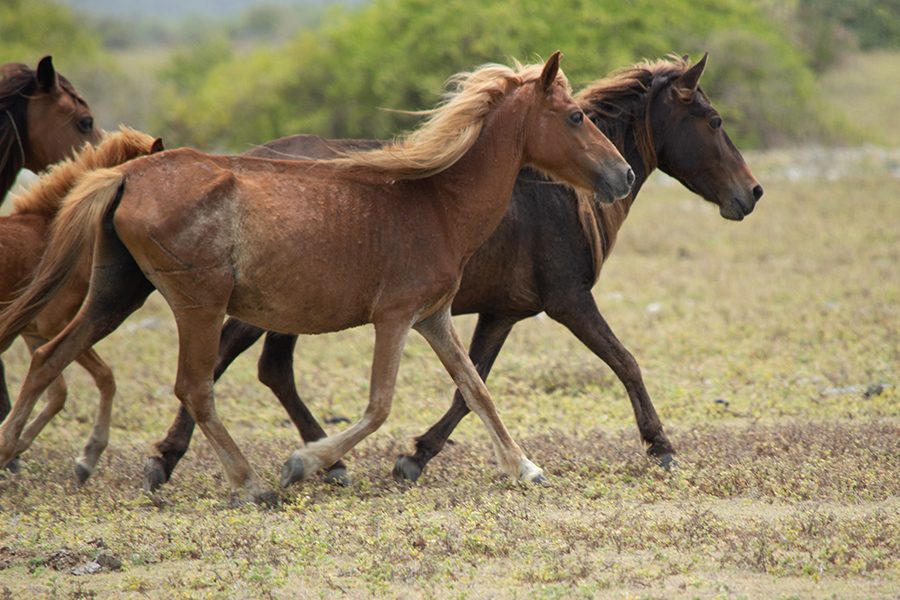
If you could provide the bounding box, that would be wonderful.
[650,54,763,221]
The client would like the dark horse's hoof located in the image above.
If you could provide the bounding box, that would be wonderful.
[142,457,169,493]
[657,453,678,471]
[74,463,92,486]
[392,455,423,483]
[322,467,352,487]
[280,454,306,488]
[4,457,21,474]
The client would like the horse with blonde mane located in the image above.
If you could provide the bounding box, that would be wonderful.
[0,53,633,503]
[1,56,100,202]
[0,127,162,477]
[142,53,763,490]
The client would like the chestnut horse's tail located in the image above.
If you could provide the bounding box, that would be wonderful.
[0,168,125,351]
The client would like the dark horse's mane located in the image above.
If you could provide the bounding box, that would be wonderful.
[0,63,85,198]
[571,56,692,281]
[577,55,691,178]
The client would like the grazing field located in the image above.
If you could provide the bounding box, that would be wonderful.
[0,167,897,598]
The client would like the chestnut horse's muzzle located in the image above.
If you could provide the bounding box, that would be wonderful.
[593,165,634,204]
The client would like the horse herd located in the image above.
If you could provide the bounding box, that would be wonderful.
[0,52,762,505]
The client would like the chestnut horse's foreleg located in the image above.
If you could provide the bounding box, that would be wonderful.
[413,307,544,484]
[393,312,519,482]
[73,348,116,484]
[546,289,676,467]
[170,307,278,507]
[281,318,410,488]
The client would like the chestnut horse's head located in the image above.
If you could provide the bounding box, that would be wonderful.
[1,56,100,187]
[522,52,633,204]
[652,54,763,221]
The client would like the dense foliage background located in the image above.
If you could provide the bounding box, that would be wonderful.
[2,0,898,150]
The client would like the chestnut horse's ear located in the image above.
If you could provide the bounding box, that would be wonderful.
[540,51,562,94]
[151,137,165,153]
[674,52,708,97]
[36,56,58,91]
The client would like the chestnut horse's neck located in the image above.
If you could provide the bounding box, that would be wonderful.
[426,89,528,257]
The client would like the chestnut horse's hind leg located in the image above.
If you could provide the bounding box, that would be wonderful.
[413,307,545,485]
[0,359,18,473]
[73,348,116,484]
[144,321,348,492]
[546,289,676,467]
[393,312,519,482]
[170,306,278,507]
[12,335,69,456]
[281,318,410,487]
[0,269,153,468]
[143,317,264,491]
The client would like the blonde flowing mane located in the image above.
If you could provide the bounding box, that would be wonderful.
[330,61,571,179]
[12,126,159,219]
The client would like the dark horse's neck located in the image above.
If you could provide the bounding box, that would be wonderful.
[587,86,663,259]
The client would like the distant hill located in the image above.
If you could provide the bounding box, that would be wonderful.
[60,0,355,22]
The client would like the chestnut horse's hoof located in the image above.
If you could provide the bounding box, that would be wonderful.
[280,453,307,488]
[142,457,169,493]
[74,462,92,486]
[4,457,21,474]
[322,466,351,487]
[529,472,550,486]
[392,456,422,483]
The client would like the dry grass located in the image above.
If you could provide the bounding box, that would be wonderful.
[0,168,897,598]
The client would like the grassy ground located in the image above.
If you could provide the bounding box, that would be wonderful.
[0,169,898,597]
[820,50,900,147]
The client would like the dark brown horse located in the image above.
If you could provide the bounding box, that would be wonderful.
[0,128,163,476]
[142,53,762,489]
[1,56,99,202]
[0,54,633,503]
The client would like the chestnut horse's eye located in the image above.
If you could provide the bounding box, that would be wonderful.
[709,116,722,130]
[77,116,94,134]
[569,111,584,125]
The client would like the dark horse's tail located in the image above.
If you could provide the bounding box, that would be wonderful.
[0,169,125,351]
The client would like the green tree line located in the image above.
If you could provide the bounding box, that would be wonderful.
[3,0,897,151]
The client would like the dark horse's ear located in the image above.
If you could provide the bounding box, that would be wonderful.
[540,51,562,94]
[36,56,58,91]
[674,52,708,98]
[151,138,165,153]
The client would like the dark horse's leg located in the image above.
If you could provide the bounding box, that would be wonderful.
[545,289,676,467]
[393,312,519,482]
[0,359,20,473]
[144,319,348,491]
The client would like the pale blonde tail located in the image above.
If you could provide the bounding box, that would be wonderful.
[0,168,125,351]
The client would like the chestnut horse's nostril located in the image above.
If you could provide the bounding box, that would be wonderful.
[752,184,764,201]
[625,168,635,187]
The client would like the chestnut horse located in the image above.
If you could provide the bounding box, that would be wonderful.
[142,53,763,489]
[1,56,100,202]
[0,53,633,503]
[0,127,163,476]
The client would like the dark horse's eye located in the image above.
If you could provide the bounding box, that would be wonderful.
[569,111,584,125]
[709,115,722,130]
[77,116,94,134]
